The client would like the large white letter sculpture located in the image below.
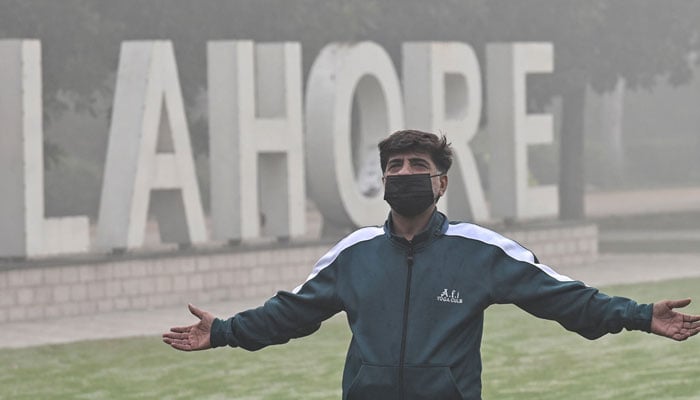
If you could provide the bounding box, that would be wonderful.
[208,41,305,241]
[403,42,489,222]
[96,41,207,250]
[306,42,403,228]
[0,40,89,258]
[487,43,558,219]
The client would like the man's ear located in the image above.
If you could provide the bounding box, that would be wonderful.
[439,174,448,196]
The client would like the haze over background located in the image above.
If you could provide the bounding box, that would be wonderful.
[2,0,699,226]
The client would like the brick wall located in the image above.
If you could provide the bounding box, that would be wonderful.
[0,222,597,324]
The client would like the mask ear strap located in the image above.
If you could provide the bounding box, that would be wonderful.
[434,172,447,203]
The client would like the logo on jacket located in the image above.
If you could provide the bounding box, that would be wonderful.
[437,288,463,304]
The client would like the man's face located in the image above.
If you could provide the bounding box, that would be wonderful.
[383,151,446,199]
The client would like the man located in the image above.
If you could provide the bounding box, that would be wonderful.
[163,129,700,399]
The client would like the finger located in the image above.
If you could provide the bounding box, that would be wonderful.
[162,332,189,340]
[667,298,692,309]
[163,329,201,351]
[685,321,700,331]
[169,325,193,333]
[683,314,700,322]
[166,339,194,351]
[162,337,181,345]
[676,327,700,341]
[673,323,700,341]
[188,303,205,319]
[170,342,193,351]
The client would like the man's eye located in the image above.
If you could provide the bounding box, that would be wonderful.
[412,163,429,170]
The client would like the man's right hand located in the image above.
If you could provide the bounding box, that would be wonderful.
[162,304,214,351]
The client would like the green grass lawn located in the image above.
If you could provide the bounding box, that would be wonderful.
[2,278,700,399]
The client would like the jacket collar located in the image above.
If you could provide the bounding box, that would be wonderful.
[384,209,448,247]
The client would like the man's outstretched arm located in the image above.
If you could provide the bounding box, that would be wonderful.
[651,299,700,341]
[162,304,214,351]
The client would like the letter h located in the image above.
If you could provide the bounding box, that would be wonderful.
[208,41,305,241]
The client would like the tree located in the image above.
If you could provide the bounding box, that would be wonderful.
[0,0,126,117]
[482,0,700,219]
[5,0,699,220]
[0,0,126,171]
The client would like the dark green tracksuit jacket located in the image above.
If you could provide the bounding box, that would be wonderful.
[210,211,652,399]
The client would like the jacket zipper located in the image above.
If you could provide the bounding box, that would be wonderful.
[398,242,414,400]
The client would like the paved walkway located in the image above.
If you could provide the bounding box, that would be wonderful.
[3,252,700,349]
[2,187,700,349]
[585,186,700,218]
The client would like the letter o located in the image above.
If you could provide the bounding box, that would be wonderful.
[305,42,404,228]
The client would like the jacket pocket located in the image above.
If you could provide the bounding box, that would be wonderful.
[345,364,463,400]
[404,365,463,400]
[345,364,399,400]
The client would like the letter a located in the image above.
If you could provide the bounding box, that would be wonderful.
[97,41,207,250]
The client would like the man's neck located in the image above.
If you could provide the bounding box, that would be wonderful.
[390,206,436,242]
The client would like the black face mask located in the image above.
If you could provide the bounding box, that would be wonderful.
[383,173,441,217]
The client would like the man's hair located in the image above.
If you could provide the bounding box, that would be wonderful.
[378,129,453,173]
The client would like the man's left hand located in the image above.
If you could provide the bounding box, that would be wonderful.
[651,299,700,341]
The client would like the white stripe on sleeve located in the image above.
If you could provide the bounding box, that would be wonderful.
[292,226,385,293]
[445,222,575,283]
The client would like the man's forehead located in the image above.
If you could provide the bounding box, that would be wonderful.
[387,151,433,163]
